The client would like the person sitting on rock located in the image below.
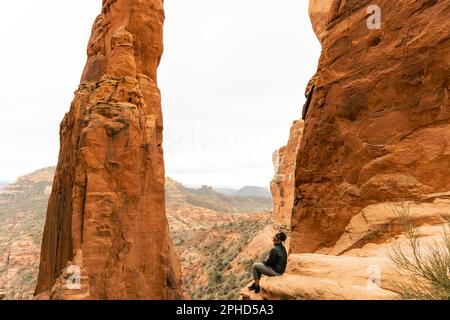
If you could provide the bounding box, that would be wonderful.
[248,232,288,294]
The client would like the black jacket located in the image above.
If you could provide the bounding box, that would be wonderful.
[264,244,287,274]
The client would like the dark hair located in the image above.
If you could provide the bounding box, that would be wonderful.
[275,232,287,242]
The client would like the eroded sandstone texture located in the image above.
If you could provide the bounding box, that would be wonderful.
[290,0,450,253]
[35,0,182,299]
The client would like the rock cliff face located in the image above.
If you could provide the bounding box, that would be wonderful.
[291,0,450,254]
[35,0,182,299]
[271,120,304,229]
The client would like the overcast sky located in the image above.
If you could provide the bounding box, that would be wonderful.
[0,0,320,188]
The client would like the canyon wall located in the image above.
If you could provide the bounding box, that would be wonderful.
[35,0,182,299]
[290,0,450,253]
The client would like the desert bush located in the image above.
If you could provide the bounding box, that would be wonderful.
[208,269,222,285]
[225,292,235,300]
[388,202,450,300]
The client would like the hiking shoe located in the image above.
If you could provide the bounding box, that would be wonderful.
[255,285,261,294]
[248,283,257,291]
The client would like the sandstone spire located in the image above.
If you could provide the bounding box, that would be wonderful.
[35,0,182,299]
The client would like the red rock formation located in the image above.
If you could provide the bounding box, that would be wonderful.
[290,0,450,253]
[35,0,182,299]
[271,120,304,229]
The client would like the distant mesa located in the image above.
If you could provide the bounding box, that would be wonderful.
[232,186,272,199]
[200,185,272,198]
[166,177,272,199]
[165,178,272,213]
[213,187,236,196]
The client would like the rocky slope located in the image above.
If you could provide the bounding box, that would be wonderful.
[172,213,273,300]
[35,0,182,299]
[242,0,450,300]
[165,178,274,299]
[0,168,273,300]
[0,168,54,300]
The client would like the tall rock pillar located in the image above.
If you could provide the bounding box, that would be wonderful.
[35,0,182,299]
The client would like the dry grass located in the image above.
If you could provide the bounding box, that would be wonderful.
[388,202,450,300]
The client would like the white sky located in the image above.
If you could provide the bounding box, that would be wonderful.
[0,1,321,188]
